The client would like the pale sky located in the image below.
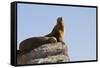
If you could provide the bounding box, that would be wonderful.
[17,3,96,61]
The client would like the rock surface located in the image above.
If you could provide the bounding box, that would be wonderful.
[17,42,69,64]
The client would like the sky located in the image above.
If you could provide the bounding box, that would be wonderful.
[17,3,96,61]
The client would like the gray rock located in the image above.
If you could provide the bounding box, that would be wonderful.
[17,42,70,64]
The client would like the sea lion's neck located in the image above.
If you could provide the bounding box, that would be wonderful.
[58,21,64,32]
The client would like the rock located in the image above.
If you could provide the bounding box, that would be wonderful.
[17,42,70,64]
[28,55,69,64]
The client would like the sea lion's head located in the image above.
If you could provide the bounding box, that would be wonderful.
[57,17,63,24]
[56,17,64,31]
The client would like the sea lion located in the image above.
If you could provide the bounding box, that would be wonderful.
[19,37,57,54]
[45,17,65,44]
[18,17,65,55]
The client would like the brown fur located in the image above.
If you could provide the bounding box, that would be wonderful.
[45,17,65,43]
[19,37,57,54]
